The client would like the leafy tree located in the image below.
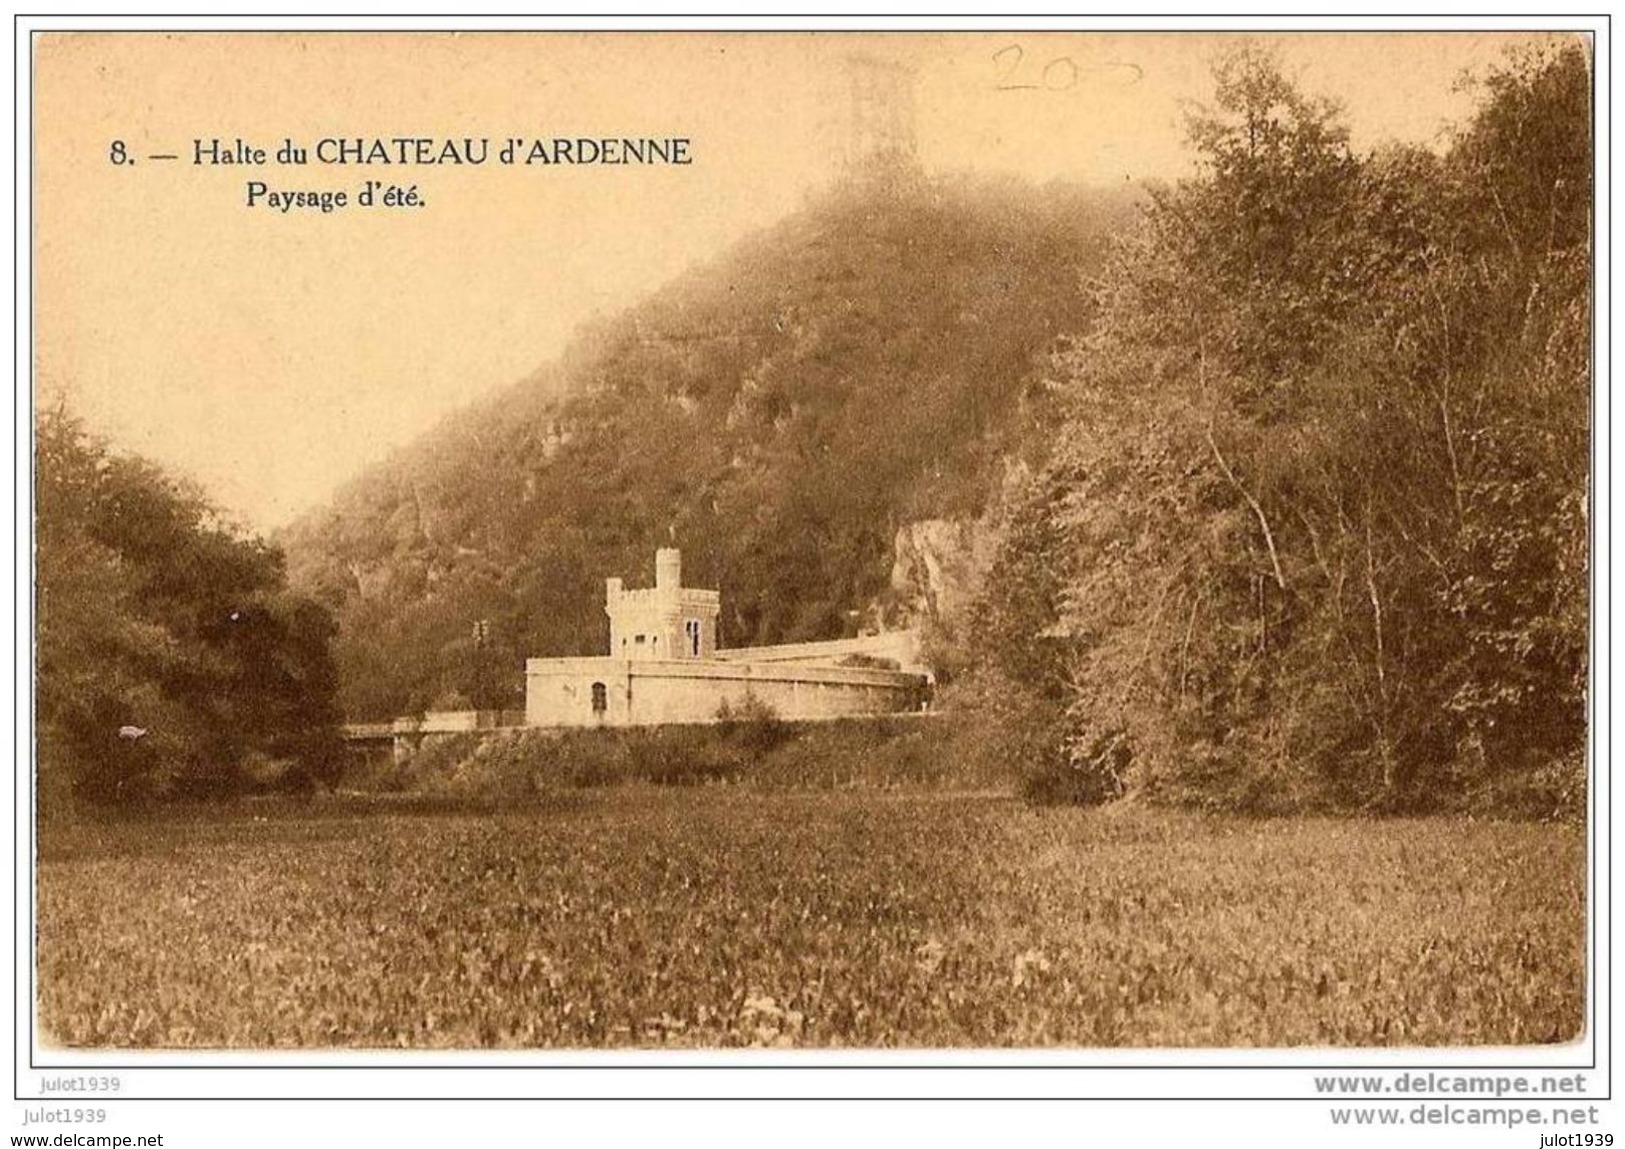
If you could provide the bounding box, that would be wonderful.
[977,40,1590,813]
[36,406,345,807]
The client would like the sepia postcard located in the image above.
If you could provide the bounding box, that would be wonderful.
[25,23,1597,1092]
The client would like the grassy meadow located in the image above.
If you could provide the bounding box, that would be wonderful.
[37,787,1583,1049]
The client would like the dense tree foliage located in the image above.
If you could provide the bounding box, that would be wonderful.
[975,42,1590,813]
[36,408,344,807]
[282,176,1136,720]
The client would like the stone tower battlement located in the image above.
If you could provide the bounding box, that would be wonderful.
[605,549,720,661]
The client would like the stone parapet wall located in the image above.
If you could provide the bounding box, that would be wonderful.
[525,656,927,728]
[388,709,524,735]
[710,630,926,674]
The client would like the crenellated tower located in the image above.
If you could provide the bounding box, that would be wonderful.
[605,548,720,661]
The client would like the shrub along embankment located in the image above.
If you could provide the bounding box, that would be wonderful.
[351,714,1004,803]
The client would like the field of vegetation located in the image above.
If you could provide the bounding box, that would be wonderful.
[37,789,1583,1049]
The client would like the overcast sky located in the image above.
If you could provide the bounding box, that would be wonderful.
[33,30,1571,531]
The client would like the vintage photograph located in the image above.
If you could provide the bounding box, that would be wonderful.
[31,29,1590,1049]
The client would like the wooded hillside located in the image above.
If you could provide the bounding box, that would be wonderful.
[281,172,1136,720]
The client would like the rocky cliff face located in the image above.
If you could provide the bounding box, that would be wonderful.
[888,518,1001,629]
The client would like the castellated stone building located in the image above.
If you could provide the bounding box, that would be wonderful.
[524,548,929,727]
[604,547,721,662]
